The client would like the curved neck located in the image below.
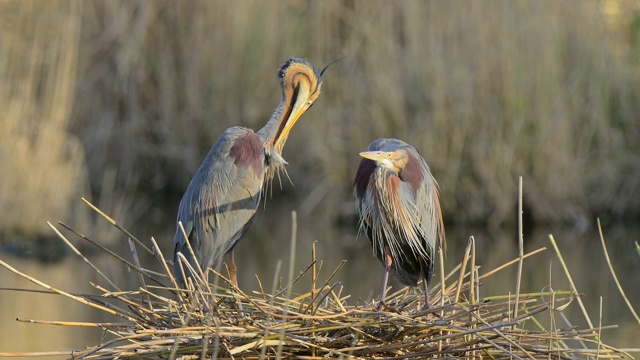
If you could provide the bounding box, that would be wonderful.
[256,87,292,150]
[256,58,322,180]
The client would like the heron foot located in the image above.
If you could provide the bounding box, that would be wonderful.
[356,301,401,314]
[376,301,401,313]
[412,304,443,319]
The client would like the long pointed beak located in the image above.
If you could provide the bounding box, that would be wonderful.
[359,150,396,169]
[273,85,321,153]
[359,151,387,162]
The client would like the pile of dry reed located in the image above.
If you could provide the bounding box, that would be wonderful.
[0,196,638,359]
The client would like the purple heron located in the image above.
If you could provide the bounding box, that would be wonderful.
[173,58,324,288]
[354,138,445,311]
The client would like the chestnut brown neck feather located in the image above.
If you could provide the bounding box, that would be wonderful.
[273,83,300,149]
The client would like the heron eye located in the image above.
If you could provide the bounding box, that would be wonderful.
[307,100,314,106]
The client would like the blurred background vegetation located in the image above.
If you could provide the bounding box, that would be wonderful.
[1,0,639,241]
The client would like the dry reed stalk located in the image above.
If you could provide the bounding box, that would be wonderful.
[514,176,524,321]
[548,235,595,330]
[596,219,640,325]
[0,199,637,359]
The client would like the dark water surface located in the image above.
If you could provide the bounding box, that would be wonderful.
[1,218,639,358]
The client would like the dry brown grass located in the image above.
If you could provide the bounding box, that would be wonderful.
[2,1,640,237]
[0,200,638,359]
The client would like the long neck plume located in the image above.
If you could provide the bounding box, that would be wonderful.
[366,168,430,264]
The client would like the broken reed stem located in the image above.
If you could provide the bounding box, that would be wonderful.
[127,237,152,310]
[468,237,477,358]
[438,245,445,312]
[261,258,281,359]
[178,220,209,295]
[438,244,446,357]
[16,318,131,328]
[0,259,138,323]
[548,278,556,355]
[0,351,72,357]
[598,296,603,359]
[454,237,473,303]
[597,218,640,325]
[548,234,594,329]
[274,260,317,299]
[514,176,524,320]
[469,236,476,305]
[468,311,536,360]
[276,210,298,358]
[309,261,346,316]
[434,245,446,358]
[479,247,546,280]
[311,240,317,315]
[57,221,166,282]
[81,197,154,256]
[311,240,317,358]
[47,221,122,292]
[150,237,180,293]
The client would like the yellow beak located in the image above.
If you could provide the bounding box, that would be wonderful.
[269,59,323,155]
[273,86,322,154]
[359,151,387,161]
[359,151,395,169]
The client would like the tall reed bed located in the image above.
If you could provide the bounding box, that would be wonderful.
[0,1,87,237]
[2,1,639,238]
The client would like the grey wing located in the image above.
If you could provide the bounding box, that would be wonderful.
[413,153,445,253]
[405,150,445,284]
[173,127,264,284]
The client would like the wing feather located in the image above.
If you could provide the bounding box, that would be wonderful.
[173,127,264,284]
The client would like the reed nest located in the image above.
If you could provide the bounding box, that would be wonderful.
[1,197,638,359]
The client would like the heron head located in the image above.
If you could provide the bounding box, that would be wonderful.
[358,149,408,175]
[272,58,323,156]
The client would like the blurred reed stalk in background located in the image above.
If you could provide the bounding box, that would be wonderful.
[1,0,639,241]
[0,1,87,238]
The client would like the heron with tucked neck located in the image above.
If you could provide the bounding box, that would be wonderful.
[354,138,446,312]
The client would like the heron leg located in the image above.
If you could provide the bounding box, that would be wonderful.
[422,278,431,309]
[418,257,432,310]
[376,244,399,312]
[415,257,443,318]
[223,250,246,314]
[226,250,239,289]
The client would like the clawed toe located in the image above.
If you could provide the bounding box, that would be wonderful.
[413,304,442,318]
[376,301,401,313]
